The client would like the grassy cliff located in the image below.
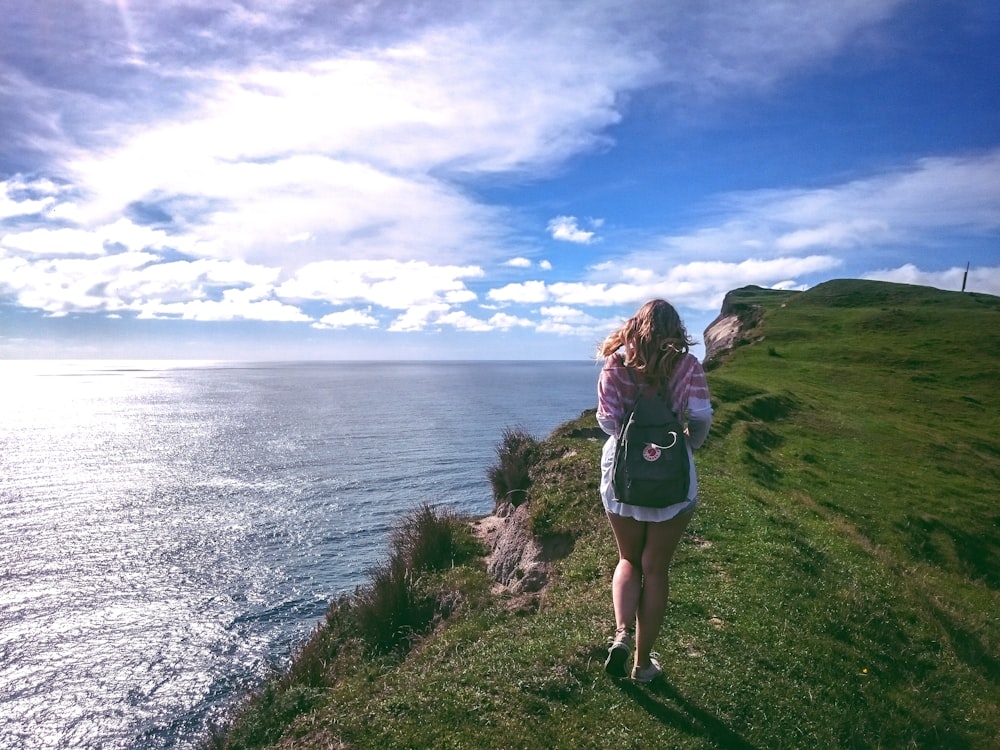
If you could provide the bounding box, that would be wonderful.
[211,279,999,749]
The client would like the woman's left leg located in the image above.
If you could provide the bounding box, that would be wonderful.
[634,510,693,669]
[606,512,646,633]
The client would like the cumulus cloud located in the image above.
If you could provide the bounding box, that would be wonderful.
[548,215,601,244]
[388,303,453,332]
[486,255,843,314]
[493,256,548,275]
[487,280,549,304]
[0,245,286,318]
[313,309,379,330]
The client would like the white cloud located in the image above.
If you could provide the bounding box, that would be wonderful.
[41,10,657,271]
[388,303,452,332]
[504,257,552,271]
[2,251,159,314]
[1,251,285,318]
[436,310,492,332]
[540,305,584,318]
[488,312,534,330]
[277,259,483,309]
[67,148,507,267]
[119,258,279,295]
[487,280,549,304]
[313,309,379,330]
[759,152,1000,231]
[548,215,597,244]
[136,297,310,323]
[1,218,175,258]
[485,255,843,316]
[443,288,478,305]
[2,227,108,257]
[384,303,535,333]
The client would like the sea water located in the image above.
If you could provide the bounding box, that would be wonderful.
[0,360,599,749]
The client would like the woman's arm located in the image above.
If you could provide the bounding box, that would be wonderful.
[687,400,713,449]
[674,355,713,449]
[596,355,635,436]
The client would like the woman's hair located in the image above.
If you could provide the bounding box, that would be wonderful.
[597,299,695,383]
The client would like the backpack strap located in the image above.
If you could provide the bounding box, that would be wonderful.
[621,360,644,411]
[623,355,686,421]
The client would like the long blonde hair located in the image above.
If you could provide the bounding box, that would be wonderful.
[598,299,694,384]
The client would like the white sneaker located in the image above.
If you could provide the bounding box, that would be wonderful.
[631,656,662,684]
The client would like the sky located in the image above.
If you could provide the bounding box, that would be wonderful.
[1,0,998,361]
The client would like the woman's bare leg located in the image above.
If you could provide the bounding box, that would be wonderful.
[633,511,692,668]
[606,512,645,633]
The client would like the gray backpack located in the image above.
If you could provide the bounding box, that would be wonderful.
[613,384,690,508]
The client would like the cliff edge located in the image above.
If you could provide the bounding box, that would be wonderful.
[703,285,799,363]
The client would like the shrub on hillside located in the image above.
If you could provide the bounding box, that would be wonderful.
[488,427,540,508]
[354,556,438,655]
[392,502,477,573]
[354,504,476,655]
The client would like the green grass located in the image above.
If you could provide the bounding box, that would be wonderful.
[211,279,999,750]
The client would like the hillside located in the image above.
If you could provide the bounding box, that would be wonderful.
[213,279,1000,750]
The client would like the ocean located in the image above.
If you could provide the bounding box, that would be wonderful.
[0,360,600,750]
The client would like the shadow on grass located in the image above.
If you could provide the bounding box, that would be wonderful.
[613,675,760,750]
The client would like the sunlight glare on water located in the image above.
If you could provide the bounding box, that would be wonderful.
[1,361,333,748]
[0,359,599,749]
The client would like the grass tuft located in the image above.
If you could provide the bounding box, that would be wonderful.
[487,426,541,508]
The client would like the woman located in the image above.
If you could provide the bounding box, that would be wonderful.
[596,299,713,682]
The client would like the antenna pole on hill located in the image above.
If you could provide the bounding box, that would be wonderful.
[962,261,969,292]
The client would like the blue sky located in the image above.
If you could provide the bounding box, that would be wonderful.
[1,0,998,361]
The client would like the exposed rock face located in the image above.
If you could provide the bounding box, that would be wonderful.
[472,503,573,598]
[703,286,768,362]
[703,311,742,362]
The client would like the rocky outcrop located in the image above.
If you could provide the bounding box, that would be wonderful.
[703,310,743,363]
[472,503,573,601]
[703,286,769,362]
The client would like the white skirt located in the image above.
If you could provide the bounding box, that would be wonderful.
[600,435,699,522]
